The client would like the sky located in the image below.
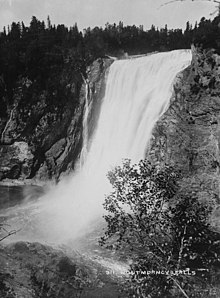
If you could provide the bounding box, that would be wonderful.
[0,0,217,31]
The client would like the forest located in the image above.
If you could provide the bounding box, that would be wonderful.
[0,14,220,111]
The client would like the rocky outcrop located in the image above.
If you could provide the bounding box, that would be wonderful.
[0,241,126,298]
[148,48,220,228]
[0,58,113,182]
[0,142,34,180]
[0,69,83,182]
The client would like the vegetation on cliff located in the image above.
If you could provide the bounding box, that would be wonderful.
[101,159,220,297]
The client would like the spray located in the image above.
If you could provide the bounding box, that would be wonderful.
[2,50,192,244]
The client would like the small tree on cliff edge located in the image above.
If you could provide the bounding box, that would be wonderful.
[100,159,220,298]
[161,0,220,16]
[0,224,18,242]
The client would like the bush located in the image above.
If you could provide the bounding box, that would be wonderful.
[100,159,220,298]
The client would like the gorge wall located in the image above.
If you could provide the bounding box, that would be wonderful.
[1,47,220,221]
[148,48,220,228]
[0,58,112,183]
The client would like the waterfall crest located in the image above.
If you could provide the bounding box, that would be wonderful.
[4,50,192,244]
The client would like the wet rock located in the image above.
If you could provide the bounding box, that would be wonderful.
[0,241,126,298]
[57,256,77,276]
[0,142,34,180]
[0,242,87,298]
[148,48,220,219]
[86,58,113,141]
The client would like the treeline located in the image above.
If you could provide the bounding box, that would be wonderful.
[0,15,220,104]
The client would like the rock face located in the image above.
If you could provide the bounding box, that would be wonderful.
[0,58,112,182]
[148,48,220,223]
[84,58,113,146]
[0,242,83,298]
[0,241,125,298]
[0,142,34,180]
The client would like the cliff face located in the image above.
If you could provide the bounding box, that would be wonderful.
[2,47,220,204]
[0,58,112,182]
[148,48,220,226]
[0,66,83,182]
[85,58,113,146]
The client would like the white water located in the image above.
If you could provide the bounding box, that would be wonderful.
[2,50,192,244]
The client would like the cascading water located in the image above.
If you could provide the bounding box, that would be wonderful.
[80,77,91,168]
[2,50,192,244]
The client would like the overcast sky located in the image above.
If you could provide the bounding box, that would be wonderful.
[0,0,216,31]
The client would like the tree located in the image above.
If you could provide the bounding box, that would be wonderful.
[47,15,52,30]
[100,159,220,298]
[161,0,220,16]
[9,22,21,41]
[0,223,19,241]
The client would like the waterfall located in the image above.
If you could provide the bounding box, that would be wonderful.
[3,50,192,244]
[83,50,191,172]
[80,78,91,168]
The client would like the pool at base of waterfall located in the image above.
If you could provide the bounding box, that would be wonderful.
[0,185,129,297]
